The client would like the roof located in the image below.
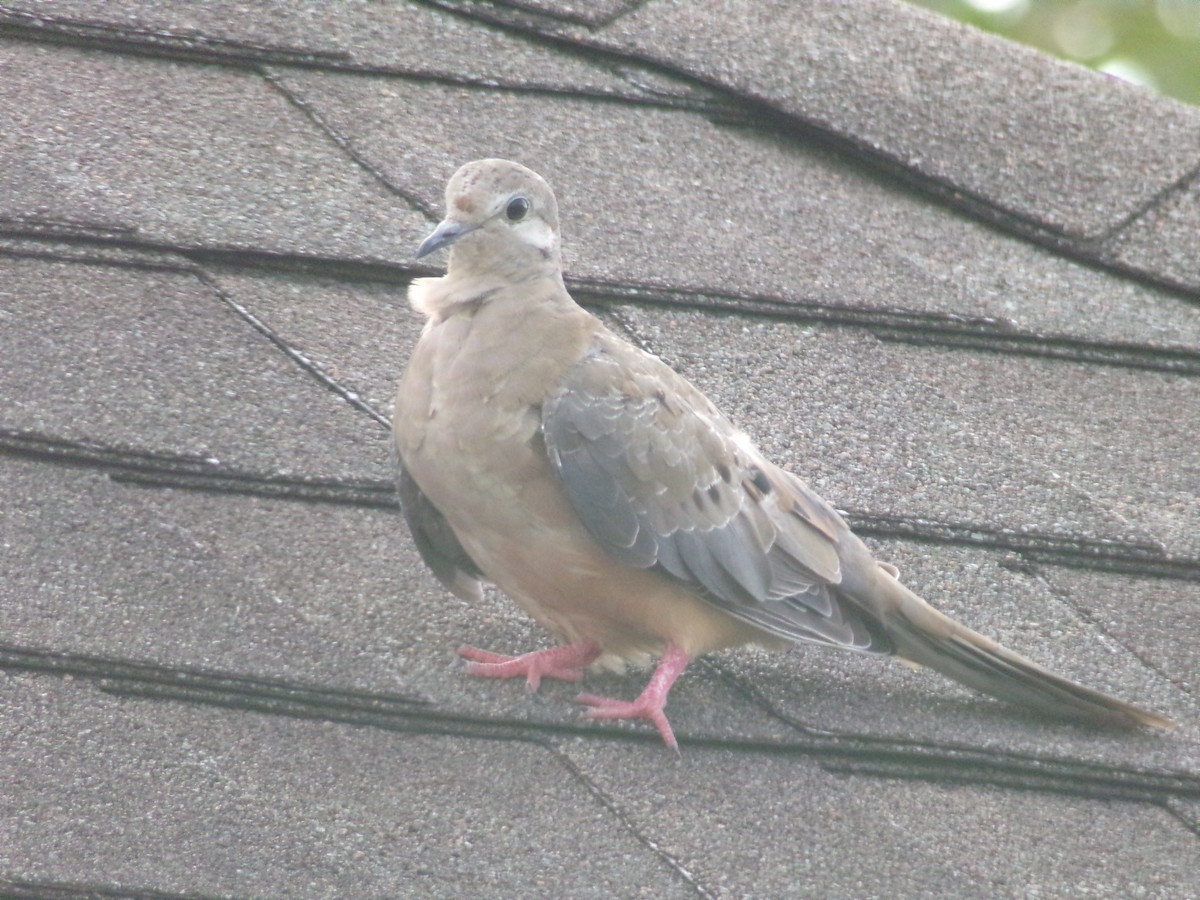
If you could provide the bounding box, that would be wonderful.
[2,1,1198,896]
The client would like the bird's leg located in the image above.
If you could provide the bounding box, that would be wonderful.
[457,641,602,692]
[575,642,691,751]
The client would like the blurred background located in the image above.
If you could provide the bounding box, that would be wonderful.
[908,0,1200,106]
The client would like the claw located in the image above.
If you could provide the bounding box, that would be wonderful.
[574,643,690,751]
[457,641,601,691]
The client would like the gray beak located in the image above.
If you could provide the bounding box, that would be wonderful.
[416,219,478,258]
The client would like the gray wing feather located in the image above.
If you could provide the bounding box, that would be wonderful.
[543,336,891,654]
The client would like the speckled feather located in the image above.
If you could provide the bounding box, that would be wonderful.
[543,329,887,652]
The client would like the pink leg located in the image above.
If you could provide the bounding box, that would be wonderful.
[575,642,691,751]
[457,641,601,692]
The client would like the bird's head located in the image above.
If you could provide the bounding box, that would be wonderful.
[416,159,562,278]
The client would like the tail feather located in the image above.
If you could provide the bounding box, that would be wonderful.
[879,576,1173,729]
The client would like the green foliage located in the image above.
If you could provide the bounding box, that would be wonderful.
[909,0,1200,107]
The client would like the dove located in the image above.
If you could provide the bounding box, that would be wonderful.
[392,158,1172,749]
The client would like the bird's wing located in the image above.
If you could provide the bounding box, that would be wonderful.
[542,331,891,653]
[394,449,485,603]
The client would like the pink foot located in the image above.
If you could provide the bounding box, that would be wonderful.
[575,643,691,751]
[457,641,601,692]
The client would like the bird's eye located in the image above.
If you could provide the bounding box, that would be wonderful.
[505,197,530,221]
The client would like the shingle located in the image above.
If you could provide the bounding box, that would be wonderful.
[205,266,418,422]
[0,0,690,98]
[6,453,1189,767]
[561,739,1200,899]
[269,70,1200,352]
[3,0,1199,893]
[576,0,1200,238]
[724,539,1195,771]
[1,458,413,686]
[1108,175,1200,291]
[0,251,388,480]
[0,673,692,899]
[198,260,1200,563]
[0,458,797,744]
[0,39,425,258]
[1045,567,1200,698]
[606,304,1200,559]
[198,250,1200,563]
[483,0,641,27]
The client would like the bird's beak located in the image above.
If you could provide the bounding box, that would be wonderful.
[416,219,478,259]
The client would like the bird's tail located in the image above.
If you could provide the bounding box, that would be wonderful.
[875,572,1174,729]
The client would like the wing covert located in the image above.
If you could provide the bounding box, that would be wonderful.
[542,333,890,653]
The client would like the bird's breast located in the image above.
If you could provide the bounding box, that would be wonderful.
[395,290,595,525]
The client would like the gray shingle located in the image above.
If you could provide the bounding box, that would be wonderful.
[606,304,1200,558]
[549,0,1200,238]
[0,250,387,479]
[1108,175,1200,291]
[562,739,1200,899]
[725,538,1195,769]
[271,69,1200,352]
[0,39,425,258]
[204,265,418,423]
[1045,566,1200,699]
[0,458,802,744]
[0,0,698,98]
[1,673,692,899]
[2,0,1197,893]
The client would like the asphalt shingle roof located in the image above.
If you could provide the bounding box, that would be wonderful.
[2,1,1197,897]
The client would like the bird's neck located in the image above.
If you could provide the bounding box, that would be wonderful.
[448,233,562,283]
[408,268,571,325]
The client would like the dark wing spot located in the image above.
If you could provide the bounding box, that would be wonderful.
[749,466,771,494]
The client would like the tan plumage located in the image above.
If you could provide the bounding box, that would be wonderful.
[393,159,1172,748]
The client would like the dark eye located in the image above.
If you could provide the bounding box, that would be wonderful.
[505,196,530,221]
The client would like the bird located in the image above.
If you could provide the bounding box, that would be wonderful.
[392,158,1173,750]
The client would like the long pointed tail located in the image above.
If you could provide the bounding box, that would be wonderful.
[876,572,1173,729]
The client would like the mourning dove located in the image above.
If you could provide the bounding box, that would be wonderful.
[393,158,1172,749]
